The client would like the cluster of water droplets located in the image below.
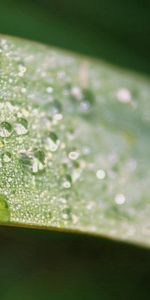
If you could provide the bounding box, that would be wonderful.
[0,118,28,138]
[0,37,150,246]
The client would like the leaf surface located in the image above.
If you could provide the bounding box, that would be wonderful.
[0,35,150,247]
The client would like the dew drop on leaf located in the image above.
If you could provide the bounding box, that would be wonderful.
[96,169,106,180]
[68,151,79,161]
[0,122,13,138]
[115,194,126,205]
[2,152,12,163]
[62,207,72,220]
[63,174,72,189]
[46,132,59,152]
[32,150,46,174]
[15,118,28,135]
[50,100,62,115]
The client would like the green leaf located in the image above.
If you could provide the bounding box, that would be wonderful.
[0,35,150,247]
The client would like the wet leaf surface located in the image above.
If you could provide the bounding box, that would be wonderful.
[0,35,150,247]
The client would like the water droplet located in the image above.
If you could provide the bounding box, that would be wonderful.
[71,86,82,99]
[70,86,94,113]
[82,146,91,155]
[46,132,59,152]
[96,169,106,180]
[46,86,53,93]
[9,78,13,83]
[115,194,126,205]
[21,87,26,94]
[63,181,71,189]
[0,122,13,137]
[32,150,46,174]
[63,174,72,189]
[68,151,79,160]
[50,100,62,115]
[80,88,94,112]
[18,64,27,77]
[80,101,90,112]
[53,113,63,121]
[2,152,11,163]
[15,118,28,135]
[0,140,4,148]
[62,207,72,220]
[0,194,9,222]
[116,88,131,103]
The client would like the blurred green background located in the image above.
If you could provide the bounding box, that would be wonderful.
[0,1,150,299]
[0,0,150,74]
[0,227,150,300]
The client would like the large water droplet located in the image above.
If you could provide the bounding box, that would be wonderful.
[32,150,46,174]
[0,122,12,138]
[15,118,28,135]
[46,132,59,152]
